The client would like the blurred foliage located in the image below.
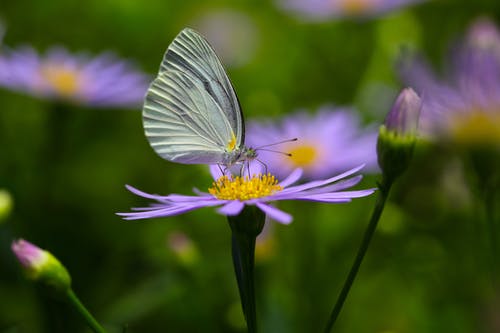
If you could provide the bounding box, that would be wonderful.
[0,0,499,332]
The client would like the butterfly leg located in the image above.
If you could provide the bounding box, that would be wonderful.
[217,164,227,177]
[254,158,268,175]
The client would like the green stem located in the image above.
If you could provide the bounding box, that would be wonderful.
[66,289,108,333]
[324,177,393,333]
[227,206,265,333]
[231,231,257,332]
[467,149,499,285]
[485,184,498,284]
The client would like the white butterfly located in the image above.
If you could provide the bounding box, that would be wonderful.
[143,28,257,167]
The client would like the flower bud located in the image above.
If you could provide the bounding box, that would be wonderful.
[0,189,13,223]
[12,239,71,295]
[466,17,500,52]
[168,231,199,266]
[384,88,421,136]
[377,88,421,182]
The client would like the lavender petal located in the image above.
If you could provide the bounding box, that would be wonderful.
[255,202,292,224]
[217,200,245,216]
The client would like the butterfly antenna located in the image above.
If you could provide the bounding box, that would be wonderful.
[257,148,292,157]
[255,137,298,149]
[254,137,297,159]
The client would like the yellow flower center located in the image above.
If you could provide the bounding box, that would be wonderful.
[449,110,500,146]
[338,0,373,14]
[40,64,81,97]
[209,173,282,201]
[288,144,318,168]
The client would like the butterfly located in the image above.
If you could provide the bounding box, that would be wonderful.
[143,28,257,168]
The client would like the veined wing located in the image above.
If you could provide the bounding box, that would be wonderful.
[158,27,245,146]
[143,69,236,164]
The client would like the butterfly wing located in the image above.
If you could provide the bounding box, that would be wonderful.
[143,28,244,164]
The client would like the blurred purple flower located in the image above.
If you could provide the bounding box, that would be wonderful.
[0,46,150,108]
[191,9,259,68]
[246,107,379,180]
[119,165,374,225]
[275,0,424,21]
[400,17,500,145]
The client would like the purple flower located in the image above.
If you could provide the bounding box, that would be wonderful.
[400,18,500,145]
[0,45,150,108]
[119,165,375,225]
[245,107,379,180]
[275,0,424,22]
[190,9,259,68]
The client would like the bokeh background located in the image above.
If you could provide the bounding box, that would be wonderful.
[1,0,499,332]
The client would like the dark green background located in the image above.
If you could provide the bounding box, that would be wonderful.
[1,0,499,332]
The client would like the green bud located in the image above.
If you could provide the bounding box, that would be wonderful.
[12,239,71,295]
[377,88,421,182]
[168,231,199,266]
[0,189,13,222]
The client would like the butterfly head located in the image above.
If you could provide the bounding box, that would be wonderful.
[241,146,258,161]
[223,145,257,166]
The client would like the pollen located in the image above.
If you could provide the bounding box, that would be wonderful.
[40,64,81,97]
[227,132,237,152]
[209,173,283,201]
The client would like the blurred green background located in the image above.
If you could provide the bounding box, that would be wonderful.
[1,0,499,332]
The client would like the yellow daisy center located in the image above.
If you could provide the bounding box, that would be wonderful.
[209,173,282,201]
[338,0,373,14]
[40,64,81,97]
[449,110,500,146]
[288,144,318,168]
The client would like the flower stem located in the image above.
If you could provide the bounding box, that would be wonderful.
[227,206,265,333]
[467,149,499,285]
[323,177,393,333]
[485,184,499,284]
[66,289,108,333]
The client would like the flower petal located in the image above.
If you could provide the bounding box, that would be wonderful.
[217,200,245,216]
[278,168,303,187]
[255,202,292,224]
[125,184,169,200]
[118,201,221,220]
[276,188,376,201]
[125,185,207,203]
[279,164,366,195]
[210,164,224,179]
[301,175,363,195]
